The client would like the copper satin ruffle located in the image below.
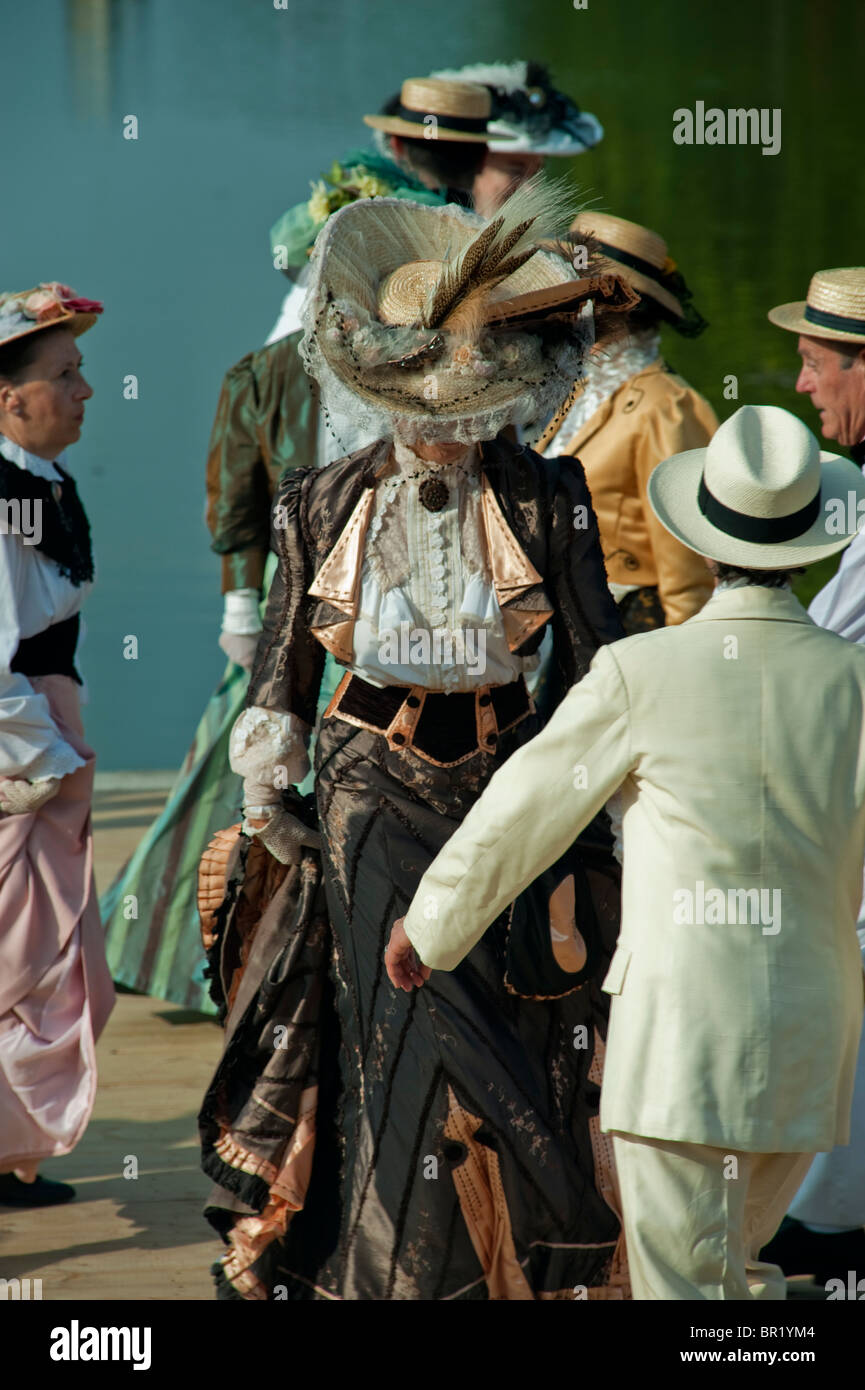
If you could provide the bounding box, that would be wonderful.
[308,447,553,663]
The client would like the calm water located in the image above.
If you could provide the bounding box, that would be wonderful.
[2,0,862,767]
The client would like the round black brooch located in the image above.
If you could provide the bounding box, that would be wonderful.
[418,478,449,512]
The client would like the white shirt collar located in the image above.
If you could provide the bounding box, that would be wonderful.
[0,433,66,482]
[714,575,792,593]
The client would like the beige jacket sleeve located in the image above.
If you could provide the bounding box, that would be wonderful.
[635,384,716,625]
[404,645,635,971]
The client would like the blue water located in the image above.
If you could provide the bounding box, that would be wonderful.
[2,0,861,766]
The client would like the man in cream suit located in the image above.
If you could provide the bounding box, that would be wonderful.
[385,404,865,1300]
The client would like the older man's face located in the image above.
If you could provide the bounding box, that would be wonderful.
[795,334,865,448]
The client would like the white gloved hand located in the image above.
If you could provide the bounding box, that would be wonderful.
[246,805,321,865]
[0,776,61,815]
[219,630,260,671]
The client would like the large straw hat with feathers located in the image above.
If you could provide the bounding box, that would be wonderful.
[300,176,634,445]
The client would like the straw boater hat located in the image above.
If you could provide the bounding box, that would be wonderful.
[0,282,103,349]
[768,268,865,344]
[570,212,683,320]
[648,404,865,569]
[430,61,603,155]
[363,76,507,144]
[299,177,634,444]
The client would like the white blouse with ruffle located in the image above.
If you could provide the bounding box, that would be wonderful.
[349,439,538,692]
[230,438,541,792]
[0,434,92,781]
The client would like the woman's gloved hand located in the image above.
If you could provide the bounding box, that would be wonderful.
[0,776,61,815]
[218,630,260,672]
[220,589,263,672]
[244,804,321,865]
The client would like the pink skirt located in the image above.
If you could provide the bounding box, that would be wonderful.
[0,675,114,1177]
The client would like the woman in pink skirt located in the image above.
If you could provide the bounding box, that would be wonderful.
[0,283,114,1207]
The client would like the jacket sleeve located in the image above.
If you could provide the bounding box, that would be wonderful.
[404,643,634,970]
[205,354,273,595]
[635,386,716,625]
[244,468,325,730]
[547,454,626,691]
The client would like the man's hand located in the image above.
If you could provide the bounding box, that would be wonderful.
[385,917,431,992]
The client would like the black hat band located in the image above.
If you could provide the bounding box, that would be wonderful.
[804,304,865,335]
[697,475,821,543]
[395,103,488,135]
[595,241,669,291]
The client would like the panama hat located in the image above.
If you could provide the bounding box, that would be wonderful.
[0,282,103,349]
[648,404,865,568]
[768,267,865,345]
[570,211,684,321]
[364,77,507,144]
[299,177,633,443]
[430,61,603,156]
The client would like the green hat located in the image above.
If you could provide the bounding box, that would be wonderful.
[270,150,445,272]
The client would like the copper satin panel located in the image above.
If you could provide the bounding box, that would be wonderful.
[479,472,553,649]
[307,447,555,666]
[443,1086,535,1301]
[247,434,625,730]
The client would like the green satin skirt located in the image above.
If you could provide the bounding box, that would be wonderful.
[100,553,342,1012]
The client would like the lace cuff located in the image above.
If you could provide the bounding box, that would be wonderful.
[222,588,263,636]
[16,741,86,784]
[229,705,311,795]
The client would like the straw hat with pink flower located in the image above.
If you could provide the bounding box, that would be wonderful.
[0,282,103,349]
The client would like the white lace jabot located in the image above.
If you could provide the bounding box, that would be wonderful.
[230,438,543,796]
[351,439,539,692]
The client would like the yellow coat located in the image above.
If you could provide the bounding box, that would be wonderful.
[544,361,717,625]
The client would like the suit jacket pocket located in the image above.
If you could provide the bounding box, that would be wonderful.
[601,943,631,995]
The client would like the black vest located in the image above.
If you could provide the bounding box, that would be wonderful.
[11,614,82,684]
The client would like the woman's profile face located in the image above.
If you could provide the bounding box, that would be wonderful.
[0,326,93,459]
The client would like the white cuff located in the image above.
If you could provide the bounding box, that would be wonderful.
[222,589,263,636]
[229,705,311,789]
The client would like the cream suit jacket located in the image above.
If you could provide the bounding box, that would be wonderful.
[404,585,865,1153]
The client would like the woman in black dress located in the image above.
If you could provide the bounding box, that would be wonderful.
[200,183,633,1299]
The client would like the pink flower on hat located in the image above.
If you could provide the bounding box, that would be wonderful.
[22,290,66,322]
[40,282,104,316]
[62,296,103,314]
[30,282,103,318]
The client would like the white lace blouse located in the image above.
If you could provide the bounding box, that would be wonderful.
[230,438,541,793]
[349,439,538,692]
[0,434,92,781]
